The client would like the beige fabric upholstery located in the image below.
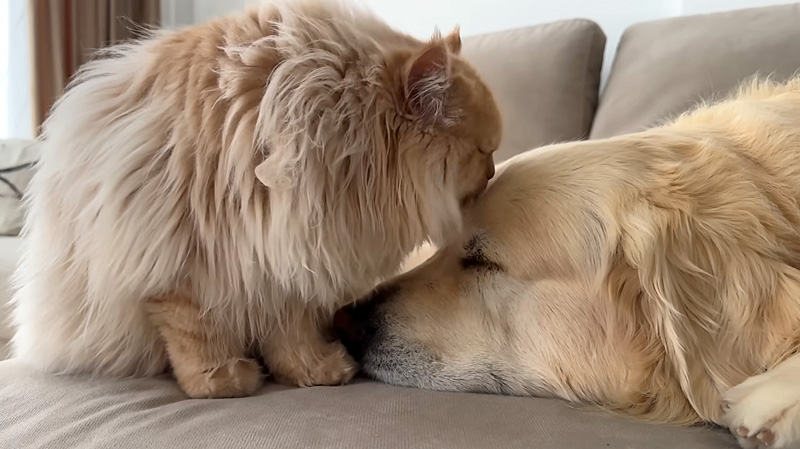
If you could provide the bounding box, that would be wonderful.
[462,20,605,162]
[591,3,800,139]
[0,359,736,449]
[0,140,38,236]
[0,237,22,360]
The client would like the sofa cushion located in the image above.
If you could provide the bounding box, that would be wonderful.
[0,359,736,449]
[0,140,38,236]
[591,3,800,139]
[0,237,22,360]
[462,20,605,162]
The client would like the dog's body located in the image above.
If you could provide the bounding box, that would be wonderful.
[336,78,800,448]
[10,0,500,398]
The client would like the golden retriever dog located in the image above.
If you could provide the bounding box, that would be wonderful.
[335,78,800,448]
[10,0,501,398]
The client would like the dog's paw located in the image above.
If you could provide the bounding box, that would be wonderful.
[178,358,263,399]
[722,370,800,448]
[270,341,357,387]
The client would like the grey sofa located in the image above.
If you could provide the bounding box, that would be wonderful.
[3,3,800,448]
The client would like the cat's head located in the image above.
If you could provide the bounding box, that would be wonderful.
[253,2,501,299]
[388,28,502,235]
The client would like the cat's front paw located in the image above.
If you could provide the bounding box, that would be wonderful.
[178,358,263,399]
[270,341,358,387]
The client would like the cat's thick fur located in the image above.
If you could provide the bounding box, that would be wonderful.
[10,0,501,398]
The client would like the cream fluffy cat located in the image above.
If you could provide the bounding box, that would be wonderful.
[10,0,501,397]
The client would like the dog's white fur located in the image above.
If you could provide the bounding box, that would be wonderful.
[351,77,800,448]
[9,0,499,389]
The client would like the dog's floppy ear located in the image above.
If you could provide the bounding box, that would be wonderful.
[403,33,454,126]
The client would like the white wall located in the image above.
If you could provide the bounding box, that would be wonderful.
[1,0,32,139]
[682,0,791,14]
[175,0,794,81]
[0,1,8,138]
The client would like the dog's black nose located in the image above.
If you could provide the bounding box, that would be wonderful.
[334,284,399,361]
[333,304,376,362]
[333,284,400,362]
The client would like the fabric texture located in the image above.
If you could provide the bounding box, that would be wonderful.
[0,140,38,236]
[462,20,605,162]
[29,0,160,132]
[591,3,800,139]
[0,237,23,360]
[0,359,736,449]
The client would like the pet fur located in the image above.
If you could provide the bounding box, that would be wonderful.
[10,0,501,398]
[340,77,800,448]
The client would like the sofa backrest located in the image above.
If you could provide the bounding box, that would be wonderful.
[462,3,800,161]
[462,20,606,162]
[591,3,800,139]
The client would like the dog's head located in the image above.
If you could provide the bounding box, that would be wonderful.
[332,235,566,397]
[332,140,719,426]
[250,4,502,300]
[331,152,641,401]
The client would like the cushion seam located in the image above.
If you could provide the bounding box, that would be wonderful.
[580,26,603,141]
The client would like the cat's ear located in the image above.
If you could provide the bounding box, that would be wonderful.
[255,158,294,190]
[403,35,454,126]
[255,160,272,186]
[445,26,461,54]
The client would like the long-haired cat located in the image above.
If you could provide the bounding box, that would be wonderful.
[10,0,501,398]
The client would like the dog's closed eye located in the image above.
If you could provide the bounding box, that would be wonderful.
[461,234,503,271]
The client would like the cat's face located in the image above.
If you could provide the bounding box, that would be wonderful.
[398,30,501,198]
[444,58,501,207]
[388,29,502,243]
[253,22,502,296]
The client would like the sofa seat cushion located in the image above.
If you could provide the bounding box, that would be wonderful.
[591,3,800,139]
[0,359,736,448]
[463,20,605,162]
